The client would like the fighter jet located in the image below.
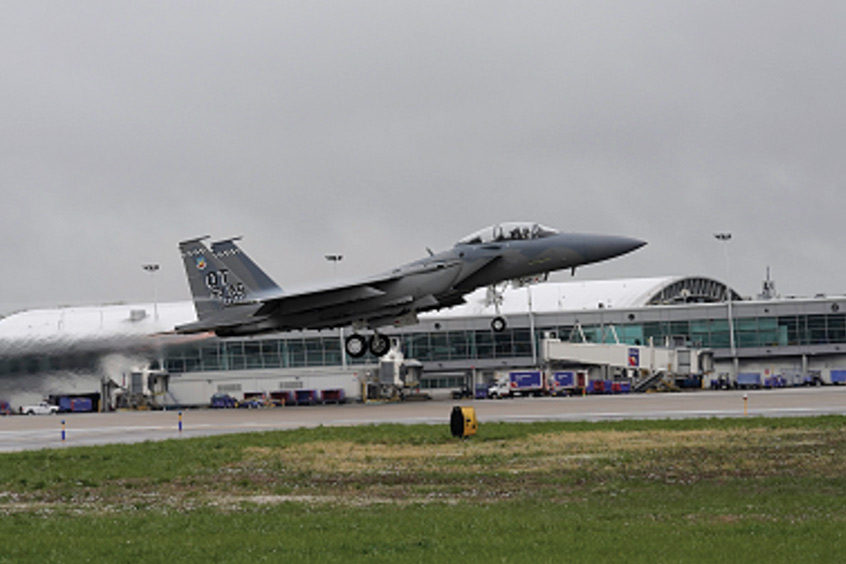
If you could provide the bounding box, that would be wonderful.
[176,222,645,357]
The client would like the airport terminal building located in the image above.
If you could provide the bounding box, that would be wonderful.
[2,275,846,408]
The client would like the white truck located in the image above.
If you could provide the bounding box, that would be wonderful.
[488,371,546,398]
[487,376,512,399]
[21,401,59,415]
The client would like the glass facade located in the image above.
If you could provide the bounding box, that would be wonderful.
[3,308,846,378]
[158,311,846,375]
[163,328,538,374]
[566,314,846,350]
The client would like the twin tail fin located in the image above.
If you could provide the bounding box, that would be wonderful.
[178,237,281,321]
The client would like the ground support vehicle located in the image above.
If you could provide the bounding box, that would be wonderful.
[487,378,511,399]
[294,390,319,406]
[321,389,346,404]
[58,397,94,413]
[451,386,473,400]
[548,371,588,396]
[210,393,238,408]
[489,370,546,398]
[737,373,762,389]
[21,401,59,415]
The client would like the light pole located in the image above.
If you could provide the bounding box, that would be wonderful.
[325,255,343,277]
[714,233,736,378]
[325,255,345,368]
[527,284,537,366]
[142,264,160,321]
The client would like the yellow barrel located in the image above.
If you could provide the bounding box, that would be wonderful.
[450,406,478,438]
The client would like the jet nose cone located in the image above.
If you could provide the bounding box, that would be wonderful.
[571,234,647,264]
[609,235,647,257]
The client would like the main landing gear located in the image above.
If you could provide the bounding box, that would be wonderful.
[345,333,391,358]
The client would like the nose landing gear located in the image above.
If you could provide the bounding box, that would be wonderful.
[485,283,508,332]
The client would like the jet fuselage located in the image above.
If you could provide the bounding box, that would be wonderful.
[177,223,646,356]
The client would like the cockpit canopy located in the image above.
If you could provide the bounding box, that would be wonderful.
[456,222,559,246]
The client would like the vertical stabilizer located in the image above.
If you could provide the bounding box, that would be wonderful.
[211,238,282,300]
[179,237,248,321]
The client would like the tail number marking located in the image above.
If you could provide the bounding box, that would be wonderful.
[205,269,246,305]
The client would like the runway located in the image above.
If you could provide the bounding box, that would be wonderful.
[2,387,846,452]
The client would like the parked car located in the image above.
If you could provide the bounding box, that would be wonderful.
[21,401,59,415]
[239,394,283,408]
[238,397,265,409]
[210,393,239,408]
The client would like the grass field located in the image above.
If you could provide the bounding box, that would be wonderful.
[1,416,845,563]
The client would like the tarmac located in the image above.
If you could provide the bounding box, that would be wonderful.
[2,387,846,452]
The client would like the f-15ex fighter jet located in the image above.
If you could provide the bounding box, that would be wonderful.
[177,222,645,358]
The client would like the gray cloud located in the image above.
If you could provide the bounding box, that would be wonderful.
[2,1,844,314]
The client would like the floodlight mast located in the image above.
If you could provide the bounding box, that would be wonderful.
[713,233,736,378]
[325,255,343,277]
[325,254,345,368]
[142,264,160,320]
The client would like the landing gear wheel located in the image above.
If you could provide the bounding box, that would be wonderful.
[345,334,368,358]
[491,316,507,332]
[369,333,391,357]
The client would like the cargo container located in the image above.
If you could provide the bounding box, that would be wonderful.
[737,373,762,389]
[548,371,588,396]
[321,389,345,404]
[508,370,545,396]
[58,396,94,413]
[588,380,614,394]
[295,390,319,405]
[611,381,631,394]
[831,370,846,385]
[210,393,238,408]
[764,375,786,388]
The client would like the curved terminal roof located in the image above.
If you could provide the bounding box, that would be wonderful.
[645,276,742,305]
[0,302,196,351]
[427,276,741,318]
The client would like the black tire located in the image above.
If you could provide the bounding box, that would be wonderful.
[369,334,391,357]
[345,334,368,358]
[491,316,507,332]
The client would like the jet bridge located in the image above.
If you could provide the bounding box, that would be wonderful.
[540,334,713,391]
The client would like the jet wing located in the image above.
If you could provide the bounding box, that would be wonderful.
[252,271,402,319]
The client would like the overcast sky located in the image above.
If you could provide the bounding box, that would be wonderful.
[2,1,844,315]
